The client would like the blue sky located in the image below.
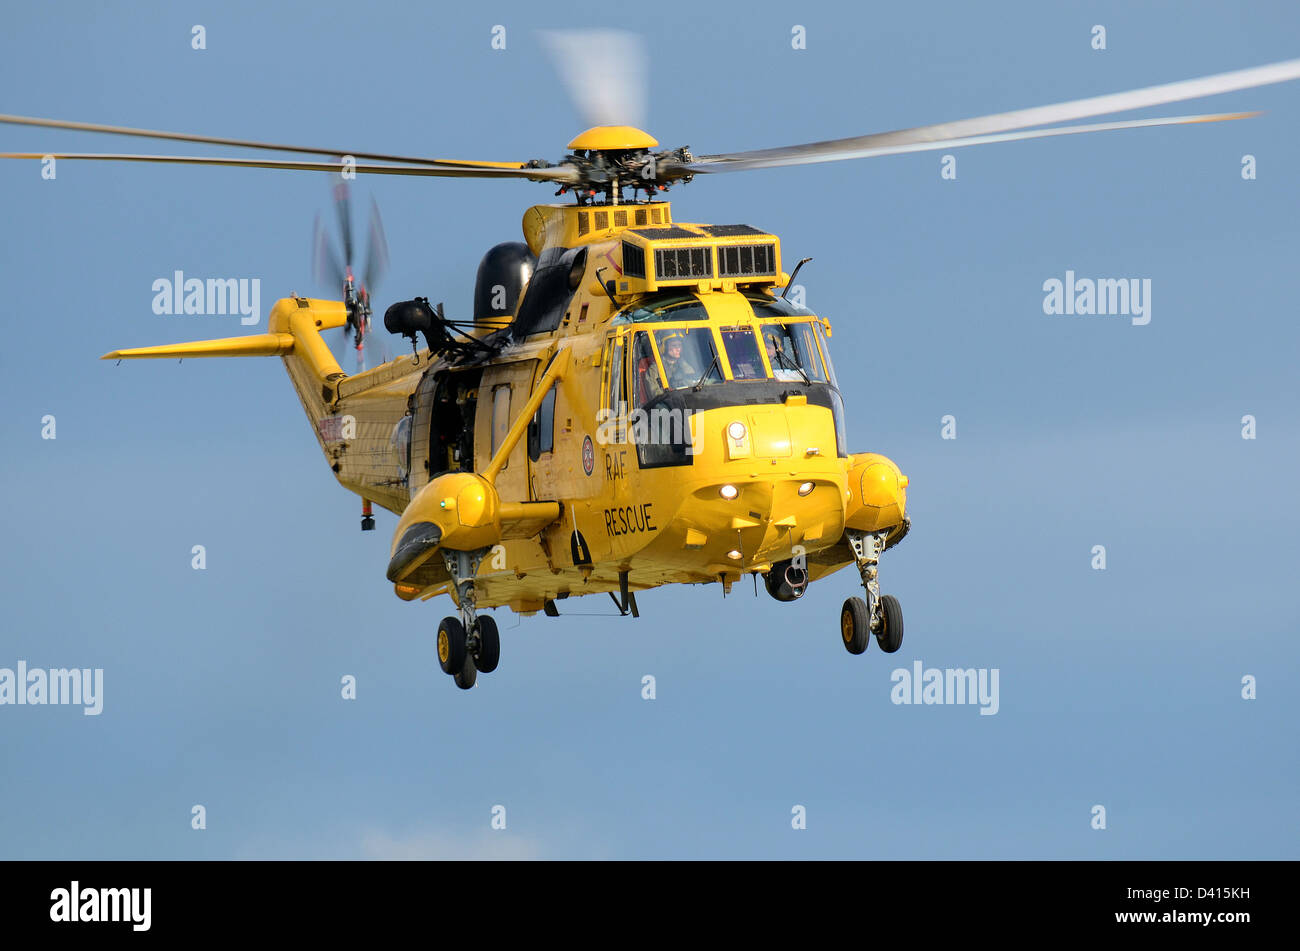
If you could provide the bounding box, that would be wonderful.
[1,0,1297,859]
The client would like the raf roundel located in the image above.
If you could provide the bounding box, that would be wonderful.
[582,435,595,476]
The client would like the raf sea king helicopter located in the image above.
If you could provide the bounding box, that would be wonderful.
[5,37,1298,688]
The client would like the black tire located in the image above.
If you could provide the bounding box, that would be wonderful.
[437,617,467,675]
[876,594,903,653]
[841,597,870,655]
[454,655,477,690]
[474,615,500,674]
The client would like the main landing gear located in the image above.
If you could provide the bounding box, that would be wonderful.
[840,529,904,656]
[436,547,500,690]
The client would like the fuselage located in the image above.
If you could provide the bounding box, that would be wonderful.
[291,200,907,613]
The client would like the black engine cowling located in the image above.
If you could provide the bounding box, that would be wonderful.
[474,242,536,328]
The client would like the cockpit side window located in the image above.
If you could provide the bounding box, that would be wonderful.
[813,322,848,458]
[814,322,840,388]
[632,331,665,407]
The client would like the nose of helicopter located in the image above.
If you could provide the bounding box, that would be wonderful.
[651,401,850,573]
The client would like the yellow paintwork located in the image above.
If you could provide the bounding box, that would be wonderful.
[844,453,908,533]
[522,201,673,256]
[103,201,908,617]
[103,333,294,359]
[566,126,659,151]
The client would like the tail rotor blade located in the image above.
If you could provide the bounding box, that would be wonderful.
[333,179,355,272]
[313,214,345,289]
[362,196,389,297]
[326,325,350,369]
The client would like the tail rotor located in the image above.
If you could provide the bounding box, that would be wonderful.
[312,179,390,372]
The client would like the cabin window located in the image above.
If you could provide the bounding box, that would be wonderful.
[528,387,556,461]
[490,384,511,465]
[604,337,627,443]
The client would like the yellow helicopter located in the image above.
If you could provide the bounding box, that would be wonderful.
[5,45,1299,689]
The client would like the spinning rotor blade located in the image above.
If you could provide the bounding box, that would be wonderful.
[0,112,528,169]
[0,152,577,181]
[327,325,354,371]
[312,214,345,289]
[680,58,1300,173]
[541,29,648,130]
[681,112,1258,172]
[362,197,389,298]
[334,181,355,273]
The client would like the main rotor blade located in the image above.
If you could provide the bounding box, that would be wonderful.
[683,58,1300,172]
[0,112,527,168]
[541,29,648,130]
[680,112,1259,173]
[0,152,578,181]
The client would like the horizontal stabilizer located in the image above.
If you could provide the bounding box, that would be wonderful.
[102,333,294,360]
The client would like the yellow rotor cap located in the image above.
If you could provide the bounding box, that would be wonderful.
[567,125,659,151]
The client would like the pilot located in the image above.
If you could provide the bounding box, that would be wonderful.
[765,330,802,381]
[660,332,698,388]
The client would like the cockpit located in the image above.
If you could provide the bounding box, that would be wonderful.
[605,290,848,466]
[612,290,836,396]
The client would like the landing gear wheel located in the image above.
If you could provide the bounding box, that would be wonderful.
[437,617,467,675]
[841,597,870,655]
[473,615,500,674]
[454,656,478,690]
[876,594,903,653]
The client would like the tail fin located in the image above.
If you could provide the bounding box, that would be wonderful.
[103,296,425,516]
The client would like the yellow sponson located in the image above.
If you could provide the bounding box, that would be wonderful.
[405,472,503,553]
[567,125,659,151]
[393,466,565,546]
[844,452,909,533]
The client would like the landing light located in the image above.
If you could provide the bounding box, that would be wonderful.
[798,482,814,497]
[719,484,739,500]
